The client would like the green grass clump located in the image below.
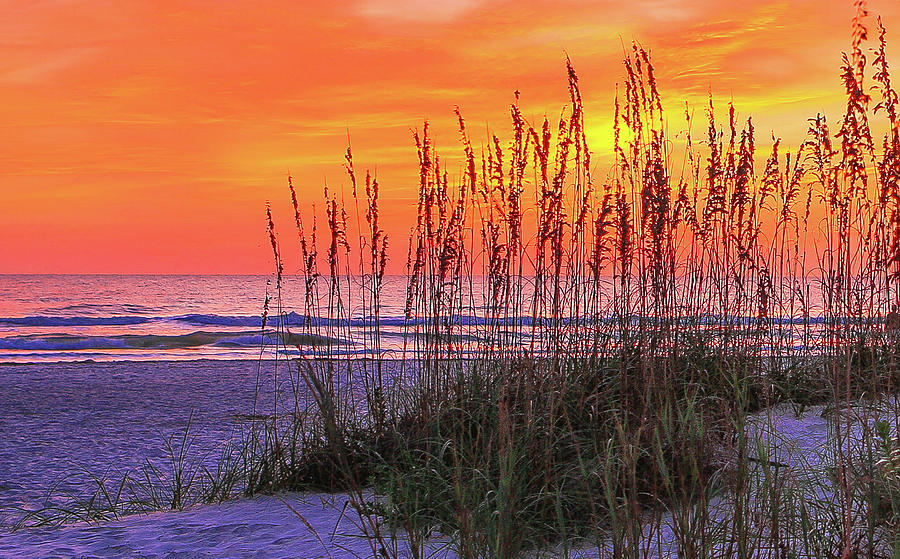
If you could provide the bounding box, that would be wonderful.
[369,353,740,556]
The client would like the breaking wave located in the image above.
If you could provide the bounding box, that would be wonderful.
[0,330,343,351]
[0,313,833,329]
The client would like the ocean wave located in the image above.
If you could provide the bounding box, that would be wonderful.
[44,303,167,317]
[0,331,344,351]
[0,312,839,330]
[0,316,153,326]
[176,313,584,327]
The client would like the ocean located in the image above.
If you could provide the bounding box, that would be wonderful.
[0,274,845,363]
[0,274,418,363]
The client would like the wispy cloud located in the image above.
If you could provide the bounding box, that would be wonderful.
[3,0,900,272]
[354,0,486,23]
[0,46,99,84]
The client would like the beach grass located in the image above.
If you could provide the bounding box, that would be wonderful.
[240,7,900,557]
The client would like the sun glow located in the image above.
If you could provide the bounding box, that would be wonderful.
[1,0,897,273]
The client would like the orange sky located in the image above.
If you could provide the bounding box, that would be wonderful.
[2,0,898,274]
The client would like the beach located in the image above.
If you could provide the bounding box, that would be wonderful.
[2,358,897,558]
[0,493,379,559]
[0,360,284,527]
[0,359,390,558]
[0,359,457,558]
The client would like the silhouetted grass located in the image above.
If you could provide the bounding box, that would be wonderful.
[244,8,900,557]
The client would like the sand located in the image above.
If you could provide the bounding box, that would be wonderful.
[0,492,461,559]
[1,360,897,558]
[0,360,295,529]
[0,359,444,558]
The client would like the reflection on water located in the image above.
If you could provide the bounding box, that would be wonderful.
[0,274,871,363]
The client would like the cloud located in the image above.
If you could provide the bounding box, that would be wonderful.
[0,46,99,84]
[354,0,486,23]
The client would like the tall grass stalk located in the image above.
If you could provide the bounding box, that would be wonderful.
[251,10,900,557]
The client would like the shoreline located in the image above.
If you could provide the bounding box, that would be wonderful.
[0,355,420,367]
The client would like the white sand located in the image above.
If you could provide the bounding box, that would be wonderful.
[2,360,897,558]
[0,492,457,559]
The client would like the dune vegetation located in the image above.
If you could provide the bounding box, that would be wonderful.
[245,6,900,557]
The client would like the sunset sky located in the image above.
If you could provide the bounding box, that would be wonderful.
[2,0,898,274]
